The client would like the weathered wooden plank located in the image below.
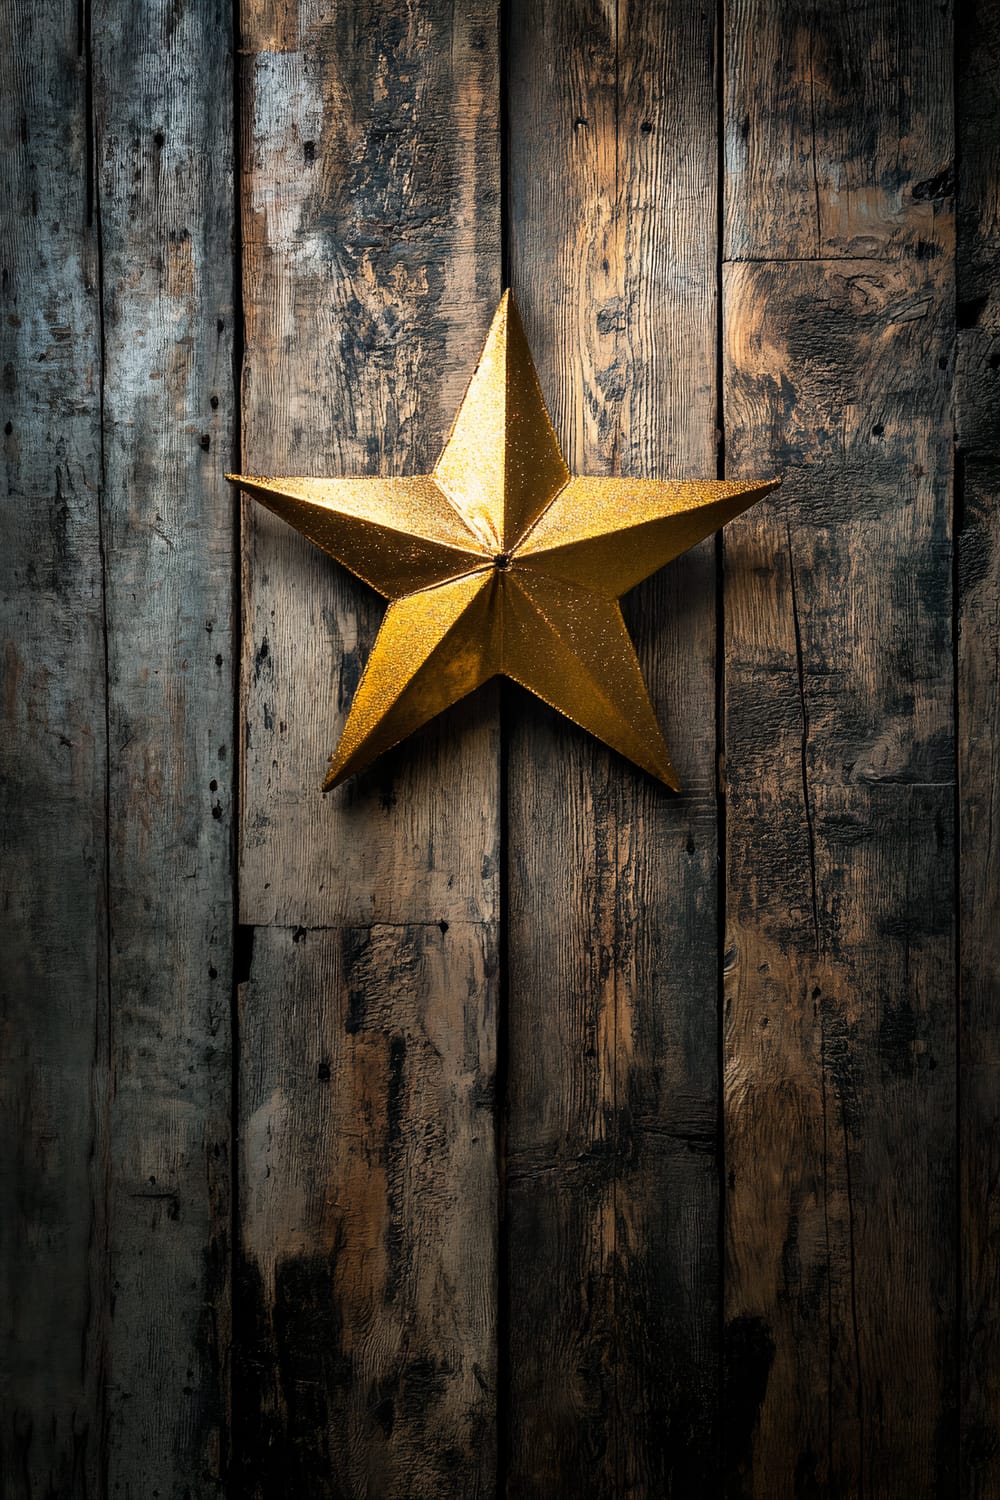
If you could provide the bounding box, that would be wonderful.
[956,3,1000,1493]
[0,4,107,1495]
[725,0,953,262]
[723,3,956,1492]
[506,2,723,1491]
[237,922,497,1497]
[959,459,1000,1500]
[92,1,235,1492]
[235,2,501,1493]
[238,0,501,931]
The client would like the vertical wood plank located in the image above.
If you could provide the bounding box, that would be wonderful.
[506,2,723,1491]
[93,1,235,1492]
[1,4,107,1495]
[238,923,497,1497]
[238,1,500,930]
[723,2,956,1494]
[956,2,1000,1492]
[235,3,501,1494]
[724,1,954,263]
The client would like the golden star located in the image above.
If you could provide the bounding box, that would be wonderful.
[229,292,778,792]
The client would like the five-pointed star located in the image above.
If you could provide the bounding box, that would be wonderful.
[229,291,778,792]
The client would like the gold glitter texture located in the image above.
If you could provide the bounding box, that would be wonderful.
[229,290,779,791]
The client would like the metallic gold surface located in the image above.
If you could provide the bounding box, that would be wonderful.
[228,290,779,791]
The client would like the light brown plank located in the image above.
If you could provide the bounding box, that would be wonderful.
[235,2,501,1492]
[956,2,1000,1493]
[238,0,501,930]
[1,4,107,1494]
[506,1,723,1490]
[92,0,235,1490]
[723,2,956,1492]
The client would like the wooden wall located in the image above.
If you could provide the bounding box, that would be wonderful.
[3,1,996,1496]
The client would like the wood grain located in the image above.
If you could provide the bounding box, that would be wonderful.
[506,1,723,1491]
[8,5,1000,1494]
[237,922,497,1497]
[238,0,501,930]
[956,1,1000,1493]
[724,0,953,262]
[722,2,956,1493]
[92,1,235,1492]
[235,2,501,1493]
[1,4,107,1495]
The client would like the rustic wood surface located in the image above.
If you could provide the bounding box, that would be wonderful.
[2,4,107,1495]
[235,1,500,1493]
[3,1,997,1496]
[93,3,236,1493]
[505,1,723,1493]
[3,2,235,1496]
[957,2,1000,1495]
[723,1,956,1494]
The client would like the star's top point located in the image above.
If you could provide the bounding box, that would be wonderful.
[433,288,568,553]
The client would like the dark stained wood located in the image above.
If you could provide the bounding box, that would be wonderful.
[235,2,501,1493]
[956,2,1000,1494]
[958,458,1000,1500]
[723,2,956,1493]
[1,4,107,1495]
[506,1,723,1491]
[92,1,235,1491]
[724,0,953,263]
[238,923,497,1497]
